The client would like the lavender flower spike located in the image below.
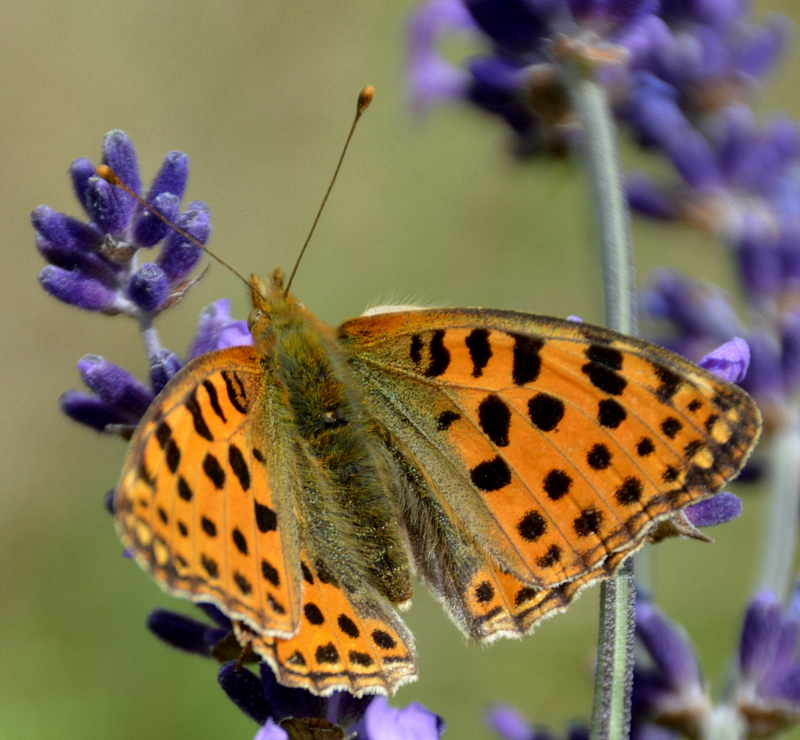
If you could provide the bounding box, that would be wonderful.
[218,653,445,740]
[34,130,210,318]
[735,584,800,737]
[355,696,445,740]
[632,598,711,737]
[699,337,751,384]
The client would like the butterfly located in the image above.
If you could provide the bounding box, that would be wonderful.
[114,267,761,697]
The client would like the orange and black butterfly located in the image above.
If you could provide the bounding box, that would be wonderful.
[114,267,761,696]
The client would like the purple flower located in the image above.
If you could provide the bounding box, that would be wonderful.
[148,604,444,740]
[407,1,788,156]
[59,298,250,435]
[486,703,587,740]
[632,598,712,737]
[146,605,231,658]
[35,130,208,315]
[219,658,444,740]
[735,585,800,736]
[633,589,800,738]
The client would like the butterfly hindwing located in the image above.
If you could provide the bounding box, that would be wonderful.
[114,346,303,639]
[234,549,417,696]
[341,309,760,597]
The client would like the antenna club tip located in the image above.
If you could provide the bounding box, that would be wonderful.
[96,164,122,186]
[357,85,375,114]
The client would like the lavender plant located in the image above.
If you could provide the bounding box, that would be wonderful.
[33,1,800,738]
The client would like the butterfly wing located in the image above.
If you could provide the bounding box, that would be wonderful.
[340,309,760,638]
[233,548,417,697]
[114,346,303,639]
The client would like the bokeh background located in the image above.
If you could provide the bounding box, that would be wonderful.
[2,1,800,738]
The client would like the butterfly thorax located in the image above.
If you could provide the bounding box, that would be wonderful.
[247,270,412,604]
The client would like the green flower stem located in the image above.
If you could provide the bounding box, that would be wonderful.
[758,411,800,601]
[139,318,162,360]
[560,52,636,740]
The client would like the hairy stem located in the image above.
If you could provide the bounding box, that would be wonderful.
[758,411,800,601]
[561,54,636,740]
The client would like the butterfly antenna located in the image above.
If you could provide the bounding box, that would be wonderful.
[283,85,375,296]
[95,165,255,294]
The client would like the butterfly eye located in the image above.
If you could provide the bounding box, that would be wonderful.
[247,307,265,330]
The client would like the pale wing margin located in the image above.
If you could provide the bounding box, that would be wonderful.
[114,346,304,639]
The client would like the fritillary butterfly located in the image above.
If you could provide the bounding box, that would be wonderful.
[114,268,761,696]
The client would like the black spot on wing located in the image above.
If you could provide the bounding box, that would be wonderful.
[582,362,627,396]
[653,363,683,402]
[267,594,286,615]
[201,554,219,578]
[510,333,543,385]
[372,630,397,650]
[202,379,226,422]
[536,544,562,568]
[203,453,225,489]
[475,581,495,603]
[543,469,572,500]
[598,399,626,429]
[177,476,193,501]
[585,344,623,370]
[304,603,324,625]
[228,445,251,491]
[518,510,547,542]
[261,559,280,587]
[234,572,252,595]
[478,394,511,446]
[615,477,644,506]
[232,528,248,555]
[528,393,565,431]
[636,437,655,457]
[424,330,450,377]
[314,560,339,588]
[574,507,603,537]
[139,460,155,488]
[201,516,217,537]
[471,455,512,492]
[465,328,492,378]
[350,651,374,667]
[255,502,277,533]
[165,439,181,474]
[661,417,683,439]
[587,443,612,470]
[338,614,360,638]
[409,334,423,365]
[222,371,248,414]
[662,466,679,483]
[155,421,171,448]
[515,586,538,607]
[316,643,339,664]
[436,410,461,431]
[186,388,213,441]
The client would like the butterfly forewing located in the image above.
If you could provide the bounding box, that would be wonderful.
[340,309,760,595]
[114,346,303,638]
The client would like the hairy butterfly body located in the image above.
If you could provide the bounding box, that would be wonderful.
[115,268,761,696]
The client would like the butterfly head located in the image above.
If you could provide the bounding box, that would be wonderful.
[247,267,308,352]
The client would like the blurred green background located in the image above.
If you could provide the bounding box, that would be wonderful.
[2,1,800,738]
